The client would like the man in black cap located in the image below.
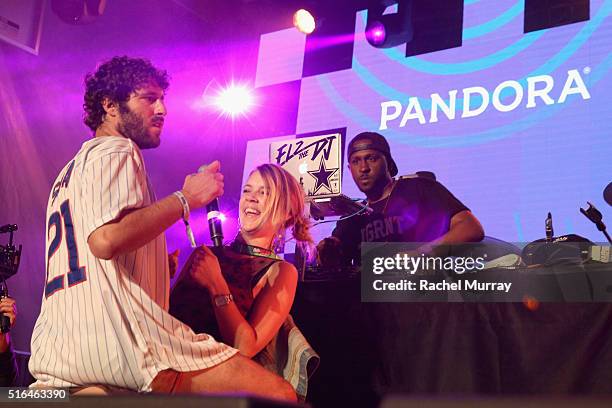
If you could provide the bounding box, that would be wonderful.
[318,131,484,265]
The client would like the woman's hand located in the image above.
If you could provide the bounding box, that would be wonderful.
[188,246,228,294]
[0,297,16,353]
[211,260,298,358]
[0,297,16,328]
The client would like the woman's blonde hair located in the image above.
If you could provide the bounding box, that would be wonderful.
[247,163,313,245]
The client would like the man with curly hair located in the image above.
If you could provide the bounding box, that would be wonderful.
[29,56,295,400]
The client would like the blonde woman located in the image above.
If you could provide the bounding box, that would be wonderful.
[170,164,317,398]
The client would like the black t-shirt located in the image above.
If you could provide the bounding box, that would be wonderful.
[332,177,468,264]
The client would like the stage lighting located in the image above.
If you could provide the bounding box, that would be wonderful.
[366,0,413,49]
[293,9,316,34]
[365,21,386,46]
[215,84,254,117]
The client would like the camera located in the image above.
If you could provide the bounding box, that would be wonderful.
[0,224,21,334]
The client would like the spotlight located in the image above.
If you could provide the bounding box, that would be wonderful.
[293,9,316,34]
[214,84,254,117]
[365,21,386,46]
[366,0,413,49]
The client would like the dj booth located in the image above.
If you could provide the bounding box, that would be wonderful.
[291,276,612,407]
[252,132,612,405]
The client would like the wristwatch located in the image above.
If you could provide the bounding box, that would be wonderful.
[213,294,234,307]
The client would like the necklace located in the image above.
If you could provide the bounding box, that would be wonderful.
[230,237,280,260]
[367,179,397,216]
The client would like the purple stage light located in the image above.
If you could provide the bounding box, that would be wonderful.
[215,83,255,117]
[365,20,386,46]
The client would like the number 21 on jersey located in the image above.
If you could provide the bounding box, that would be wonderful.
[46,199,87,298]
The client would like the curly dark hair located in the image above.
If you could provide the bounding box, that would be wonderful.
[83,56,169,131]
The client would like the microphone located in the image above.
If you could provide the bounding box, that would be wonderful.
[545,212,554,242]
[198,166,224,248]
[604,182,612,206]
[206,199,224,247]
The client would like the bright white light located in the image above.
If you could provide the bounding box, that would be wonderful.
[215,84,254,117]
[218,213,227,222]
[293,9,315,34]
[298,162,309,175]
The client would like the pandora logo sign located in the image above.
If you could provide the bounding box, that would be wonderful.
[379,69,591,130]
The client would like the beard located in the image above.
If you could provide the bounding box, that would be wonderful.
[356,171,389,200]
[117,105,160,149]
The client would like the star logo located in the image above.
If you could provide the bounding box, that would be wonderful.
[307,158,338,194]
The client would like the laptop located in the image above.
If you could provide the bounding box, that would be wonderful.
[269,132,368,220]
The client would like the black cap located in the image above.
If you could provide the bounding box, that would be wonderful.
[347,132,398,177]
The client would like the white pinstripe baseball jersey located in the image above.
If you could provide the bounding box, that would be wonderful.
[30,136,237,392]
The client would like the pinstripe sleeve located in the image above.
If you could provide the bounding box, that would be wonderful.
[83,150,146,239]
